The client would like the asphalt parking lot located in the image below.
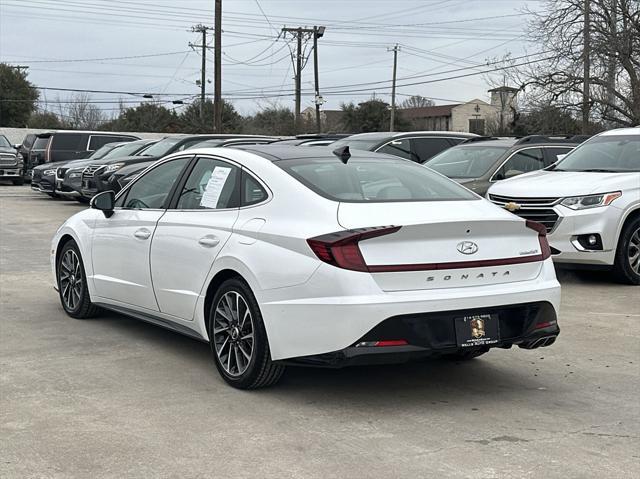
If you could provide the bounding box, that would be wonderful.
[1,184,639,479]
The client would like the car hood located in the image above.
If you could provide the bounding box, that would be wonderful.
[0,146,16,154]
[488,170,638,197]
[33,160,70,170]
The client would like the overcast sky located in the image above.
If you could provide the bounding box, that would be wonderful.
[0,0,546,118]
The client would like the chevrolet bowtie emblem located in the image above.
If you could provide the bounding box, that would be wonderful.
[504,202,521,212]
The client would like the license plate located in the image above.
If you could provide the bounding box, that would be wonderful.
[455,314,500,348]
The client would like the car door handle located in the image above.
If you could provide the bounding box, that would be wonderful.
[134,228,152,240]
[198,235,220,248]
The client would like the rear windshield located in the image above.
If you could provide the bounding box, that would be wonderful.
[330,137,384,151]
[425,146,508,178]
[555,135,640,172]
[277,157,477,202]
[33,137,50,149]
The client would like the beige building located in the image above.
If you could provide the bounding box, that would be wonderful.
[399,87,518,135]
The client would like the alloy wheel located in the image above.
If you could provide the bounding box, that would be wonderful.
[59,249,83,311]
[628,226,640,275]
[212,291,255,377]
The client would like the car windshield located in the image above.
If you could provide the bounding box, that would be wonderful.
[425,146,509,178]
[555,135,640,172]
[139,137,183,157]
[330,137,384,151]
[0,136,11,148]
[101,141,148,159]
[89,143,118,160]
[277,156,477,202]
[186,139,225,149]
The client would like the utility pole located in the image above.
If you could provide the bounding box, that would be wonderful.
[582,0,590,134]
[214,0,222,133]
[606,0,617,123]
[313,26,325,133]
[282,26,316,133]
[388,44,400,132]
[190,24,213,124]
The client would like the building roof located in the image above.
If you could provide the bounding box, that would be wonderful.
[398,104,460,119]
[488,86,519,93]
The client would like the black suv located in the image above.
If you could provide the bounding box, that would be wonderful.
[424,135,588,196]
[35,130,140,164]
[80,134,271,198]
[15,134,49,180]
[330,131,477,163]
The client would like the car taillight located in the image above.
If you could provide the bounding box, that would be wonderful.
[307,226,401,272]
[525,220,551,260]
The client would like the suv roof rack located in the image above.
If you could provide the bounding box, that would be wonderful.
[515,134,590,145]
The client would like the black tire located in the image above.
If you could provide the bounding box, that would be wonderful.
[56,240,100,319]
[75,197,90,204]
[12,178,25,186]
[47,192,59,198]
[612,216,640,285]
[207,278,285,389]
[446,347,489,361]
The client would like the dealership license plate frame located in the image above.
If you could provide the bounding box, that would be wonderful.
[454,313,500,348]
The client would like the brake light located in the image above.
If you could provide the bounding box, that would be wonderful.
[525,220,551,260]
[307,226,401,272]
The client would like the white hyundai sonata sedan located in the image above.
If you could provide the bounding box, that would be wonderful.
[51,145,561,389]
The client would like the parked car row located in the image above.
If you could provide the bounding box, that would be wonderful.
[10,127,639,285]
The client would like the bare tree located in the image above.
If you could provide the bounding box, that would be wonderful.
[63,93,105,129]
[399,95,435,109]
[509,0,639,128]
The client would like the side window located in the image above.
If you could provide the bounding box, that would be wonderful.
[411,138,454,163]
[242,170,268,206]
[51,133,83,150]
[24,135,35,148]
[545,147,573,165]
[377,139,413,161]
[495,148,544,180]
[176,157,240,210]
[121,157,190,209]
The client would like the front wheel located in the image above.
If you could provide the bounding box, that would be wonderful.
[613,217,640,285]
[12,178,24,186]
[56,240,100,318]
[208,278,284,389]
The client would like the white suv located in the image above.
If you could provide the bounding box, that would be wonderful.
[488,128,640,284]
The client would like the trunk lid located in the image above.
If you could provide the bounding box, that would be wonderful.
[337,200,544,291]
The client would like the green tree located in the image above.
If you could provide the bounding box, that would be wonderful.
[179,99,243,133]
[247,106,296,136]
[341,99,411,133]
[27,111,63,129]
[0,64,39,127]
[105,103,180,133]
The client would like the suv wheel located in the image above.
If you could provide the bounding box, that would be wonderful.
[56,240,100,318]
[208,278,284,389]
[12,178,24,186]
[613,216,640,285]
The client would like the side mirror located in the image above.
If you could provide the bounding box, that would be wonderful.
[13,144,21,150]
[91,191,115,218]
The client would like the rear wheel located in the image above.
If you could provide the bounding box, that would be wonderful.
[613,216,640,285]
[56,240,100,319]
[208,278,284,389]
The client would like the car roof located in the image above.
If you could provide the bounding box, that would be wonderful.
[343,131,476,141]
[599,128,640,136]
[225,144,396,162]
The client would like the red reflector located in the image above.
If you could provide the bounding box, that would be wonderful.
[374,340,408,347]
[534,321,556,330]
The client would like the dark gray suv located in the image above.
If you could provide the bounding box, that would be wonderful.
[424,135,587,196]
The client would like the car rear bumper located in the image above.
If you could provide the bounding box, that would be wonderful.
[259,259,561,361]
[280,301,559,367]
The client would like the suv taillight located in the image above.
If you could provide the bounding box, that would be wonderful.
[525,220,551,260]
[307,226,401,272]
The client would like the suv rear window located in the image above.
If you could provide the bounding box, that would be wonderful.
[88,135,125,151]
[277,157,477,202]
[51,133,83,150]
